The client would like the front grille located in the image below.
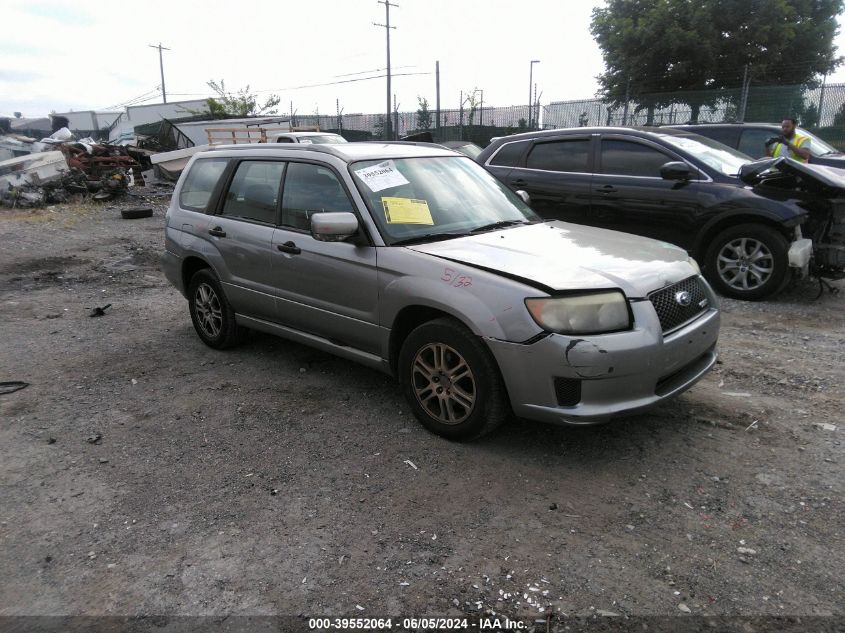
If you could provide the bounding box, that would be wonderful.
[648,276,709,333]
[554,377,582,406]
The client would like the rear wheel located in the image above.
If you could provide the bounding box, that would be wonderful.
[187,269,241,348]
[398,318,509,440]
[704,223,789,300]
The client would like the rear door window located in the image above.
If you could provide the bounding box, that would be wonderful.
[600,140,672,177]
[179,158,228,212]
[526,139,591,173]
[738,129,776,158]
[489,140,530,166]
[221,161,285,224]
[281,162,355,231]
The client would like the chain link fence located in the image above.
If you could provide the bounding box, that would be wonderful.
[290,82,845,150]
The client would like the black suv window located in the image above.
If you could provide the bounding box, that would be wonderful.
[738,129,774,159]
[490,140,530,167]
[281,162,354,231]
[600,140,671,177]
[526,139,590,172]
[221,161,284,224]
[179,158,228,212]
[696,127,740,147]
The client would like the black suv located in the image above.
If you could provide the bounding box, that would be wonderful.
[477,127,845,300]
[668,123,845,168]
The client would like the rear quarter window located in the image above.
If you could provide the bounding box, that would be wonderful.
[489,140,530,167]
[179,158,229,212]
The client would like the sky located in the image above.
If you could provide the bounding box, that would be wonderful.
[3,0,845,119]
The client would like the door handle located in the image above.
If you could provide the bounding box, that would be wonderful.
[596,185,618,194]
[511,179,527,187]
[277,241,301,255]
[208,227,226,237]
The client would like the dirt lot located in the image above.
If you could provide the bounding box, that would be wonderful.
[0,195,843,629]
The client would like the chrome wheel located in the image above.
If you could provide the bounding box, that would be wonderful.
[716,237,774,291]
[411,343,476,425]
[194,282,223,339]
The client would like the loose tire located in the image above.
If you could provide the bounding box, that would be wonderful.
[187,269,241,349]
[704,223,789,301]
[398,318,509,440]
[120,207,153,219]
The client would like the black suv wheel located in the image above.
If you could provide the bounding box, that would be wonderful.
[704,223,789,300]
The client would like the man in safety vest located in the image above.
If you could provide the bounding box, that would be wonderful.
[765,118,811,162]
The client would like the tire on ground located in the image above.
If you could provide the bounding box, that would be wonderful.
[187,268,241,349]
[704,223,790,301]
[398,317,510,440]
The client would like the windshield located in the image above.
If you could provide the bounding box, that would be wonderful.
[656,132,752,176]
[797,127,838,156]
[349,156,539,244]
[446,142,483,159]
[300,135,347,144]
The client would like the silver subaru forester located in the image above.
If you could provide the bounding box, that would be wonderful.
[162,142,719,440]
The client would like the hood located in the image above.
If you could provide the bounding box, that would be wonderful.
[740,156,845,194]
[407,221,694,298]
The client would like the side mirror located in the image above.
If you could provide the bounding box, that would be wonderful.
[515,189,531,205]
[310,212,359,242]
[660,161,693,181]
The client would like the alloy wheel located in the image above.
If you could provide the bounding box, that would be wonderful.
[411,343,476,425]
[194,282,223,339]
[716,237,774,291]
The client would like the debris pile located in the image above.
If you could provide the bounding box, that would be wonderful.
[0,126,149,208]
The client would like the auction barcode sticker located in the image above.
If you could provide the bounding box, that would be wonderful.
[354,160,410,192]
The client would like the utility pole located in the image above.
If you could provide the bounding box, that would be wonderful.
[478,89,484,128]
[436,61,441,137]
[336,98,343,133]
[374,1,397,140]
[528,60,540,128]
[393,94,400,139]
[459,90,464,141]
[148,43,170,104]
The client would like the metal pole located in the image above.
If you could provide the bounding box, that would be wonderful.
[435,61,441,136]
[818,73,828,127]
[459,90,463,141]
[375,1,397,140]
[148,43,170,104]
[622,77,631,125]
[528,60,540,128]
[739,64,749,122]
[479,89,483,128]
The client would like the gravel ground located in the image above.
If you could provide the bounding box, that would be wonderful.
[0,195,843,630]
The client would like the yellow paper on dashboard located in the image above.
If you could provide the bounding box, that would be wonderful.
[382,197,434,225]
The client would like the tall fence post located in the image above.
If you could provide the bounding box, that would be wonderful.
[739,64,750,122]
[622,77,631,126]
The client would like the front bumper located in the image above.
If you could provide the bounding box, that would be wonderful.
[487,301,720,426]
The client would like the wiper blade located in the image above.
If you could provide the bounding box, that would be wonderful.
[469,219,532,233]
[391,232,469,246]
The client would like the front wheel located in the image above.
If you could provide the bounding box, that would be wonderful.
[704,223,789,301]
[398,318,510,440]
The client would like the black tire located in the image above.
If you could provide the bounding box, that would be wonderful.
[398,317,510,440]
[120,207,153,219]
[187,269,241,349]
[704,223,790,301]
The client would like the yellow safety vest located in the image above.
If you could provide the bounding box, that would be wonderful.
[772,134,809,163]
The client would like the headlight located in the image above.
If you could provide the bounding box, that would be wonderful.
[525,291,631,334]
[688,257,701,275]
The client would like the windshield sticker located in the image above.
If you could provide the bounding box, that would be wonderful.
[298,139,313,144]
[355,160,410,192]
[382,197,434,225]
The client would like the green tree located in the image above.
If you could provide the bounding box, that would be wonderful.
[464,88,481,127]
[416,96,432,130]
[591,0,843,123]
[203,79,281,118]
